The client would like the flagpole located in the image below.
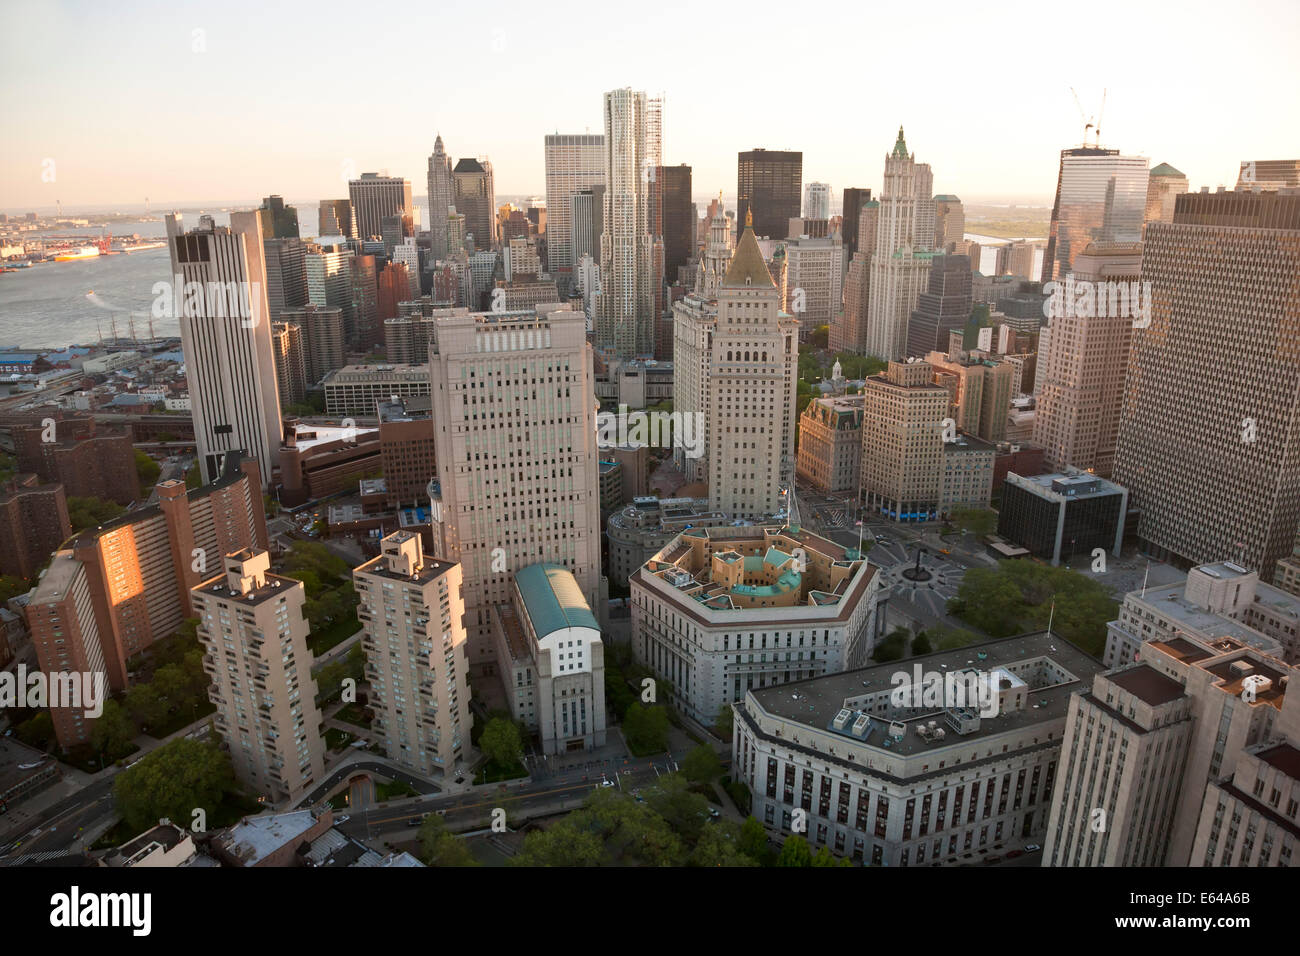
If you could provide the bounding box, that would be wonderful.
[1047,599,1055,637]
[1141,560,1149,598]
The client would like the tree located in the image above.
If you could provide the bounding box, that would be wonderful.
[714,703,733,740]
[513,819,605,867]
[184,462,202,489]
[0,574,29,604]
[15,711,55,751]
[871,629,908,663]
[738,815,770,863]
[644,775,710,847]
[67,496,126,533]
[682,745,723,784]
[910,631,933,656]
[123,683,168,731]
[808,324,830,349]
[811,845,852,867]
[950,506,997,538]
[113,738,234,833]
[777,834,814,867]
[479,716,523,769]
[90,699,137,762]
[622,701,670,755]
[689,821,759,867]
[418,814,478,867]
[135,450,160,492]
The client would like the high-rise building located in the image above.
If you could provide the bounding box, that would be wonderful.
[650,164,693,284]
[278,306,344,387]
[1144,162,1189,225]
[796,394,864,495]
[784,234,843,336]
[304,242,355,342]
[348,173,414,242]
[738,148,802,241]
[258,195,299,239]
[933,195,965,252]
[543,133,605,279]
[1041,147,1148,282]
[349,252,379,349]
[426,135,454,259]
[318,198,355,239]
[1236,159,1300,190]
[707,216,800,520]
[192,549,325,805]
[167,211,283,487]
[426,306,602,667]
[270,321,307,406]
[596,88,655,358]
[830,251,870,354]
[453,158,496,251]
[377,397,435,508]
[571,186,605,266]
[262,237,308,320]
[804,181,831,220]
[0,475,70,579]
[1033,243,1141,477]
[1113,191,1300,576]
[860,361,948,521]
[905,254,972,358]
[841,187,872,256]
[354,530,473,778]
[864,128,936,360]
[12,412,137,504]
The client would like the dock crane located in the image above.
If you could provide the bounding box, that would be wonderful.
[1070,87,1107,148]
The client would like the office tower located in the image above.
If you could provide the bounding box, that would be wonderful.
[804,181,831,220]
[998,470,1127,565]
[26,552,109,750]
[926,350,1015,444]
[278,306,344,387]
[738,148,802,241]
[323,363,430,416]
[377,262,412,321]
[1144,162,1189,224]
[1032,243,1141,477]
[355,531,472,777]
[841,187,872,256]
[304,242,355,341]
[732,629,1083,863]
[12,412,137,504]
[453,158,496,251]
[377,397,435,508]
[831,251,870,353]
[392,237,422,299]
[380,214,414,258]
[167,211,283,487]
[650,164,693,283]
[572,186,605,265]
[1113,190,1300,576]
[933,195,965,252]
[349,252,379,349]
[906,254,972,358]
[503,237,542,280]
[426,306,601,666]
[995,241,1037,278]
[1041,147,1149,282]
[0,475,70,579]
[597,88,655,358]
[270,321,307,406]
[1191,740,1300,866]
[864,128,936,360]
[445,210,466,256]
[706,216,800,520]
[262,237,308,320]
[192,549,324,805]
[543,133,605,279]
[318,198,356,238]
[796,394,865,494]
[493,563,608,754]
[348,173,414,241]
[426,134,454,259]
[258,195,299,239]
[1236,159,1300,189]
[784,234,843,336]
[1046,623,1300,866]
[860,361,948,521]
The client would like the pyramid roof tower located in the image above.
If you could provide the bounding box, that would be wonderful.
[722,209,776,288]
[892,125,910,159]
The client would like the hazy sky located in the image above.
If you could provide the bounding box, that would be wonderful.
[3,0,1297,213]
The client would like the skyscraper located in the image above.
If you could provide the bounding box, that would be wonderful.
[258,195,299,239]
[453,157,496,251]
[1113,190,1300,576]
[804,181,831,220]
[737,148,802,241]
[863,128,936,360]
[1033,243,1141,477]
[707,214,800,520]
[426,305,602,667]
[262,237,308,320]
[597,88,654,358]
[192,549,325,805]
[784,234,843,336]
[1041,147,1148,282]
[840,187,872,256]
[318,198,356,238]
[933,194,965,252]
[543,133,605,280]
[1144,162,1189,225]
[860,361,948,521]
[650,163,693,283]
[571,186,605,266]
[348,173,414,242]
[167,211,283,487]
[279,306,345,386]
[427,134,454,259]
[905,253,972,358]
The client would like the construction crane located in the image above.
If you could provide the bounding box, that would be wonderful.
[1070,87,1107,148]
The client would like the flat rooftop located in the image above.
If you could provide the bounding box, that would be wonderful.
[216,810,321,865]
[0,735,58,798]
[1110,664,1186,706]
[1256,743,1300,780]
[195,569,301,608]
[1135,584,1280,649]
[749,631,1101,757]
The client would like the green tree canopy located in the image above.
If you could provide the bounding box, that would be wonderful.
[112,738,234,833]
[682,744,723,784]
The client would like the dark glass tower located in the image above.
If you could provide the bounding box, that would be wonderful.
[737,148,802,241]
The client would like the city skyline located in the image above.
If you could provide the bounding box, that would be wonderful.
[4,1,1299,210]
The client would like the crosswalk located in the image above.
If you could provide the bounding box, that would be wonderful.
[2,849,81,866]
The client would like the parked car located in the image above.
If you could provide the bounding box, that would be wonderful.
[1025,843,1042,853]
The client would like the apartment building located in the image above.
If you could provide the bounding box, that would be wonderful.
[192,549,324,805]
[377,397,435,508]
[0,474,71,579]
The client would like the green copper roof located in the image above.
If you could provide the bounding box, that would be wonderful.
[1149,162,1185,178]
[892,126,909,159]
[515,563,599,639]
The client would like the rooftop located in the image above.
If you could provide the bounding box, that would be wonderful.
[1109,664,1186,706]
[216,810,322,866]
[1256,743,1300,780]
[515,563,599,638]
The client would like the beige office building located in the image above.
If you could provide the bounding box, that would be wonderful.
[322,363,431,416]
[860,361,948,521]
[192,549,324,805]
[271,321,307,406]
[1033,243,1141,477]
[426,306,602,669]
[785,234,843,336]
[707,216,800,521]
[1144,163,1189,224]
[354,530,473,778]
[796,394,864,495]
[926,351,1015,445]
[1190,741,1300,866]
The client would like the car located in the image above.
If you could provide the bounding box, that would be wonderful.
[1005,849,1024,859]
[407,816,424,826]
[1025,843,1041,853]
[600,777,614,787]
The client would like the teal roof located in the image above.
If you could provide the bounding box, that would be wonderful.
[515,563,599,639]
[892,126,909,159]
[1150,162,1185,178]
[764,547,793,568]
